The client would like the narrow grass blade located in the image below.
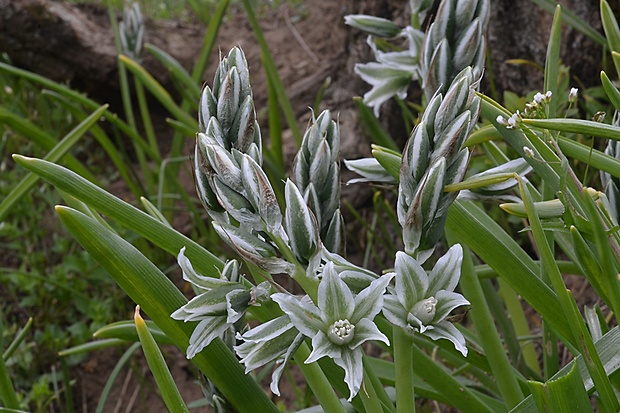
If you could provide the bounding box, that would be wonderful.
[145,43,201,101]
[55,206,279,413]
[2,317,32,361]
[543,5,562,118]
[241,0,302,146]
[190,0,230,83]
[0,104,108,222]
[522,118,620,140]
[94,320,174,345]
[0,307,20,409]
[528,363,593,413]
[119,55,197,128]
[446,201,574,345]
[0,108,96,182]
[354,97,400,151]
[12,155,223,275]
[134,306,189,413]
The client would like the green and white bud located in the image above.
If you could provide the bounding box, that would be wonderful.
[119,2,144,61]
[421,0,488,101]
[292,110,344,253]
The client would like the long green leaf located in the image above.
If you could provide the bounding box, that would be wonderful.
[601,0,620,77]
[601,71,620,112]
[0,105,108,222]
[522,118,620,140]
[134,307,189,413]
[557,135,620,179]
[12,155,223,275]
[56,206,279,413]
[446,201,574,346]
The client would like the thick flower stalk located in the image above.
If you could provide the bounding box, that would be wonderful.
[119,1,144,61]
[171,247,269,358]
[383,245,470,355]
[291,110,344,253]
[398,68,480,260]
[271,262,393,400]
[420,0,489,101]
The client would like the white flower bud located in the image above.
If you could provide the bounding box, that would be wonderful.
[569,87,579,103]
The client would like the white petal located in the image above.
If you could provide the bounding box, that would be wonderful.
[395,251,428,309]
[423,320,468,356]
[319,262,354,323]
[351,272,394,324]
[433,290,470,322]
[427,244,463,295]
[305,330,341,364]
[271,293,323,337]
[348,318,389,349]
[333,347,364,401]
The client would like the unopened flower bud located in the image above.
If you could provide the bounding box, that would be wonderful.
[568,87,578,103]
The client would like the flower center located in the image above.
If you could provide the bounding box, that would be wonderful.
[411,297,437,325]
[328,319,355,345]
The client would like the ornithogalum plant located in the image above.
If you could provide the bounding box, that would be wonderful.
[8,0,620,411]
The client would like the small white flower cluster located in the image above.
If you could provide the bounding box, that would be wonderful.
[496,111,523,129]
[523,90,552,118]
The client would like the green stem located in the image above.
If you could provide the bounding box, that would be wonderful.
[269,232,319,302]
[295,342,348,413]
[394,327,415,413]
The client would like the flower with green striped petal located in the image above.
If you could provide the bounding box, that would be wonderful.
[234,315,304,396]
[382,245,470,356]
[171,247,269,358]
[271,262,393,400]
